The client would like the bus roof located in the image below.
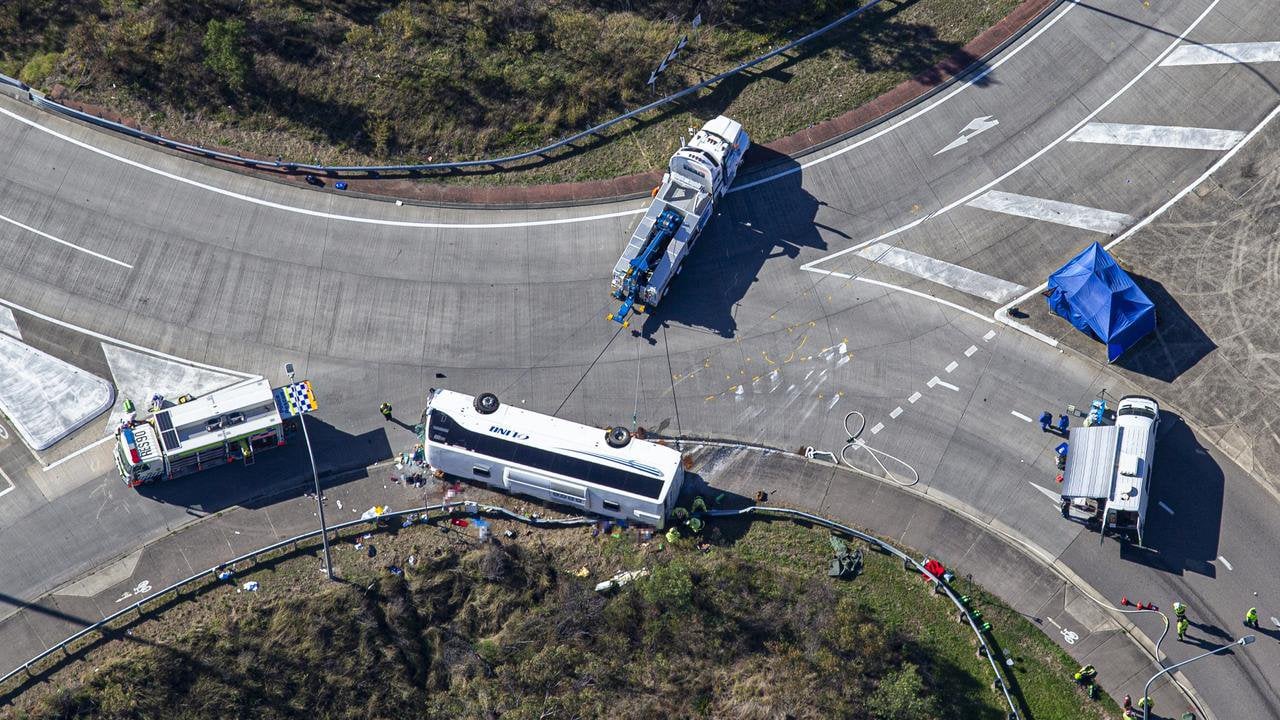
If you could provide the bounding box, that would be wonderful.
[427,389,683,500]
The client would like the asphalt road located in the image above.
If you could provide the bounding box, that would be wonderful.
[1,0,1279,716]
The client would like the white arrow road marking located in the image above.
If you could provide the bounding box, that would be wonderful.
[1217,555,1233,571]
[935,115,1000,155]
[927,376,959,391]
[1158,501,1174,515]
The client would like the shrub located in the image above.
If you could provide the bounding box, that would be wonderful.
[18,51,61,88]
[866,663,940,720]
[640,560,694,610]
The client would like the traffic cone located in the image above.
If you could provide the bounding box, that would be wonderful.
[1121,596,1132,607]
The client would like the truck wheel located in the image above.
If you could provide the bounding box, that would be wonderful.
[474,392,500,415]
[606,426,632,448]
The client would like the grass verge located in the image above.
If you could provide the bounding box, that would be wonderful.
[0,0,1021,186]
[4,502,1117,719]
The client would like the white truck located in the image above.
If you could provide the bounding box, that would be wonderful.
[1059,395,1159,544]
[114,378,316,487]
[608,115,749,325]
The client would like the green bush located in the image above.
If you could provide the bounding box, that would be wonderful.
[18,51,61,88]
[202,18,250,89]
[640,560,694,610]
[867,663,940,720]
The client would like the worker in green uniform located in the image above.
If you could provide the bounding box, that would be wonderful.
[1172,601,1187,620]
[1176,616,1189,641]
[1245,607,1259,628]
[380,402,393,420]
[1073,664,1096,683]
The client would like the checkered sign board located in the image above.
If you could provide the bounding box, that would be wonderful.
[273,380,318,418]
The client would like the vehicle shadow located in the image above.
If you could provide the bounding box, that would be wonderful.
[635,145,826,339]
[1115,274,1216,383]
[1119,412,1222,577]
[135,417,392,513]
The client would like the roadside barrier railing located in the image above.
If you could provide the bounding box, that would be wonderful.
[1,496,1020,720]
[2,0,886,177]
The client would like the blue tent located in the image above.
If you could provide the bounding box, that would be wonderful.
[1047,242,1155,362]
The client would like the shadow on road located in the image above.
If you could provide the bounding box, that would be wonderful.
[636,145,826,339]
[1119,413,1222,577]
[1116,274,1216,383]
[136,417,392,513]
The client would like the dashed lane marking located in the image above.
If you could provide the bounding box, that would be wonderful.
[1161,41,1280,66]
[889,406,903,419]
[1068,122,1246,151]
[0,211,133,269]
[1158,500,1174,515]
[983,330,996,342]
[1011,410,1033,422]
[967,190,1133,235]
[945,361,959,373]
[1217,555,1233,571]
[870,422,885,435]
[907,392,922,404]
[927,376,959,392]
[964,345,978,357]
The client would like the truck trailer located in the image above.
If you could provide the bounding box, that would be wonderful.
[608,115,749,325]
[114,378,316,487]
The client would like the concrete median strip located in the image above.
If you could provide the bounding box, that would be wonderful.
[0,335,113,451]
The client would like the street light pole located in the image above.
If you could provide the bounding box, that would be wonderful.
[286,363,333,581]
[1142,635,1254,720]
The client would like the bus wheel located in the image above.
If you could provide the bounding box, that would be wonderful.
[606,426,632,448]
[474,392,500,414]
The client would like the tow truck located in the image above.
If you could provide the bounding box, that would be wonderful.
[608,116,749,325]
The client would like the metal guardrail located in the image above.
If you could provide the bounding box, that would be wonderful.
[16,0,886,176]
[0,73,28,92]
[1,497,1020,720]
[0,501,591,693]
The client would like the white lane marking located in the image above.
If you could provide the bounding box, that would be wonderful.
[1011,410,1033,422]
[1158,500,1174,515]
[1028,481,1061,506]
[966,190,1133,235]
[0,211,133,269]
[802,0,1222,271]
[1161,41,1280,66]
[1045,616,1061,629]
[1217,555,1233,571]
[0,105,646,230]
[733,2,1078,192]
[0,466,14,498]
[983,330,996,342]
[870,422,885,435]
[907,392,922,404]
[945,360,959,373]
[927,376,959,391]
[811,272,995,324]
[935,116,1000,155]
[1068,122,1245,151]
[0,0,1077,233]
[889,406,903,419]
[42,435,114,472]
[964,345,978,357]
[0,298,255,379]
[853,242,1027,303]
[0,422,7,439]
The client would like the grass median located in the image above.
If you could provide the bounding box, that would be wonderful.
[1,0,1020,186]
[5,501,1117,719]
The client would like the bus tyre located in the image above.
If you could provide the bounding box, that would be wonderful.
[606,426,632,448]
[474,392,500,415]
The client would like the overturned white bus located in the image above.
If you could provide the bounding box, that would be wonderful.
[422,389,685,528]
